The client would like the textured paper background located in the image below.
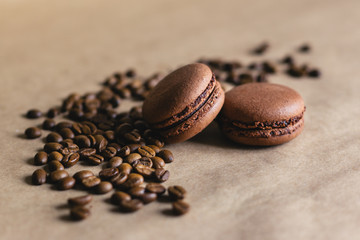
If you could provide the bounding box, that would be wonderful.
[1,0,360,239]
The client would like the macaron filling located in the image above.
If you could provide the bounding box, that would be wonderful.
[150,74,217,131]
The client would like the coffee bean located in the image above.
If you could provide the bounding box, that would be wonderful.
[99,167,119,180]
[82,176,101,188]
[73,170,94,182]
[308,69,320,78]
[116,123,133,136]
[110,172,128,186]
[121,173,144,189]
[168,185,186,200]
[137,146,156,158]
[48,151,63,161]
[59,128,75,139]
[172,200,190,215]
[57,176,75,190]
[44,142,63,153]
[60,142,79,154]
[111,191,131,204]
[128,186,145,198]
[42,118,56,130]
[107,143,121,152]
[127,143,141,153]
[101,147,117,159]
[262,61,276,74]
[251,42,269,55]
[118,163,132,175]
[119,199,143,212]
[26,109,42,119]
[81,121,97,134]
[32,169,47,185]
[286,66,304,78]
[124,131,141,143]
[154,168,170,182]
[25,127,42,139]
[118,146,131,158]
[95,181,113,194]
[140,193,157,204]
[61,153,80,168]
[145,183,166,195]
[74,135,91,148]
[50,170,69,182]
[94,134,108,152]
[47,108,60,118]
[138,157,153,167]
[135,164,154,178]
[147,145,161,154]
[70,206,91,220]
[125,153,141,166]
[151,156,165,169]
[281,55,294,65]
[34,151,48,165]
[108,157,123,168]
[256,73,268,83]
[298,43,311,53]
[68,195,93,206]
[79,148,96,158]
[46,132,63,143]
[72,123,91,135]
[157,150,174,163]
[55,121,73,132]
[86,154,104,165]
[48,160,64,171]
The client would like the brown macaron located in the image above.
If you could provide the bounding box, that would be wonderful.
[142,63,225,143]
[218,83,305,146]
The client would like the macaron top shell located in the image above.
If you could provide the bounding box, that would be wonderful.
[143,63,213,124]
[222,83,305,123]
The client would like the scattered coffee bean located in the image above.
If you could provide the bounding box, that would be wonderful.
[59,128,75,139]
[48,152,63,161]
[61,152,80,168]
[118,146,131,158]
[46,132,63,143]
[145,183,166,195]
[26,109,42,119]
[44,142,63,153]
[251,42,269,55]
[99,167,119,180]
[125,153,141,166]
[128,186,145,198]
[157,150,174,163]
[34,151,48,165]
[110,172,128,186]
[151,156,165,169]
[298,43,311,53]
[147,145,161,154]
[95,181,113,194]
[120,199,143,212]
[32,169,47,185]
[308,69,320,78]
[101,146,117,159]
[73,170,94,182]
[86,154,104,165]
[70,206,91,220]
[172,200,190,215]
[154,168,170,182]
[50,170,69,182]
[140,193,157,204]
[79,148,96,158]
[168,185,186,200]
[108,156,123,168]
[118,163,132,175]
[111,191,131,205]
[57,176,76,190]
[48,160,64,171]
[137,146,156,158]
[135,164,154,178]
[25,127,42,139]
[82,176,101,188]
[42,118,56,130]
[121,173,144,189]
[68,195,93,206]
[47,108,60,118]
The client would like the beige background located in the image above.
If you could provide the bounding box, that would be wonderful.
[1,0,360,239]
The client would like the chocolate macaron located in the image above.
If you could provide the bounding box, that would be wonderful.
[142,63,225,143]
[218,83,305,146]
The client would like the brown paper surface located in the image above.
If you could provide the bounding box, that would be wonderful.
[1,0,360,239]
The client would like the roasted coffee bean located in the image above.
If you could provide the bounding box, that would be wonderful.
[68,195,93,206]
[47,108,60,118]
[86,154,104,165]
[168,185,186,200]
[146,138,164,148]
[110,172,128,186]
[74,135,91,148]
[135,164,154,178]
[95,181,113,194]
[48,151,63,161]
[55,121,73,132]
[140,193,157,204]
[128,186,145,198]
[127,143,141,153]
[298,43,311,53]
[32,169,47,185]
[101,147,117,159]
[99,167,119,180]
[44,142,63,153]
[157,150,174,163]
[138,157,153,167]
[116,123,133,136]
[48,160,64,171]
[73,170,94,182]
[26,109,42,119]
[124,131,141,143]
[72,123,91,135]
[46,132,63,143]
[59,128,75,139]
[151,157,165,169]
[60,142,79,154]
[42,118,56,130]
[104,130,115,141]
[79,148,96,158]
[125,153,141,166]
[108,156,123,168]
[308,69,320,78]
[148,145,161,154]
[61,153,80,168]
[172,200,190,215]
[262,61,276,74]
[70,206,91,220]
[118,163,132,175]
[251,42,269,55]
[129,106,142,120]
[50,170,69,182]
[121,173,144,189]
[82,176,101,188]
[155,168,170,182]
[117,88,131,99]
[111,191,131,204]
[61,139,74,145]
[94,134,107,152]
[57,176,76,190]
[137,146,156,158]
[118,146,131,158]
[281,55,294,65]
[238,73,253,84]
[107,143,121,152]
[34,151,48,165]
[120,199,143,212]
[145,183,166,195]
[256,73,268,83]
[81,121,97,134]
[25,127,42,139]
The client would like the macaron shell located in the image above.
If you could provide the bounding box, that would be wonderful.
[142,63,213,124]
[162,81,225,143]
[222,83,305,123]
